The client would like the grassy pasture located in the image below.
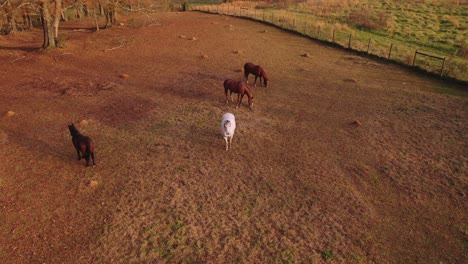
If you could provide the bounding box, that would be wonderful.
[192,0,467,81]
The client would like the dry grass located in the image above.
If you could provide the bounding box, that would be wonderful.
[0,11,467,263]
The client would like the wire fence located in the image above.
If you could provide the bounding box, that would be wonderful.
[188,3,467,83]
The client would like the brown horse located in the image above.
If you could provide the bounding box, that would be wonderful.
[223,79,254,109]
[244,62,269,88]
[68,124,96,167]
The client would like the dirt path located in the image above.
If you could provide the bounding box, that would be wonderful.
[0,12,467,263]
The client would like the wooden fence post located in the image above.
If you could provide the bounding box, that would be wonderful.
[413,50,417,66]
[317,26,321,39]
[367,39,371,54]
[441,57,446,77]
[332,29,335,42]
[388,43,393,59]
[348,33,352,48]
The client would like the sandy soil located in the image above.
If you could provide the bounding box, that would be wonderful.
[0,12,467,263]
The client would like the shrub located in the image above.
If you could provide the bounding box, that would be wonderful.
[346,9,390,31]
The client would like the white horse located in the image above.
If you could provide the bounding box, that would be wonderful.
[221,113,236,151]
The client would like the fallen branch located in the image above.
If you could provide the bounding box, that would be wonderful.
[104,44,124,52]
[10,56,26,63]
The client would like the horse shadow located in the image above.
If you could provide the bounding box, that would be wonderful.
[5,130,72,161]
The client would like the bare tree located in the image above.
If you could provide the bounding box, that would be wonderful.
[2,0,18,34]
[38,0,55,48]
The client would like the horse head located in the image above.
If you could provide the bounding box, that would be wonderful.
[248,94,254,110]
[68,124,79,137]
[260,69,269,88]
[224,120,231,135]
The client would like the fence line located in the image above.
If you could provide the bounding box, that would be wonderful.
[413,50,446,77]
[188,4,466,82]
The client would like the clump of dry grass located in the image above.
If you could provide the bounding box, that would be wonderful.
[79,119,89,126]
[89,180,98,188]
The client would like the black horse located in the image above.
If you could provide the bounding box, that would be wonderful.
[68,124,96,167]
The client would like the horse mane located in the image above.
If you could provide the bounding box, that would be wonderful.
[243,84,253,98]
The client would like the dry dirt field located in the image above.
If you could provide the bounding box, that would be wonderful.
[0,11,467,263]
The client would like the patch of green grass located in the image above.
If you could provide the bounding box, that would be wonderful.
[199,1,467,81]
[275,249,296,264]
[434,85,468,99]
[171,220,185,232]
[322,249,335,260]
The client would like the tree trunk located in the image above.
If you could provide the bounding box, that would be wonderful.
[53,0,62,42]
[23,6,33,30]
[39,0,56,49]
[75,0,84,19]
[94,7,100,31]
[104,3,115,28]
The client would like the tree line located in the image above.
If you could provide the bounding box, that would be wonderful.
[1,0,171,48]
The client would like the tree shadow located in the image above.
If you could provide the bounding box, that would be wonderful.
[0,46,39,52]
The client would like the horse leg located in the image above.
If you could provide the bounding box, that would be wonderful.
[230,91,234,102]
[75,147,81,160]
[91,152,96,166]
[225,89,229,104]
[229,136,232,150]
[224,137,229,151]
[245,72,249,83]
[236,93,242,108]
[254,76,258,87]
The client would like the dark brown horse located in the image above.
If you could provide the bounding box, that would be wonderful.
[244,62,269,88]
[223,79,254,109]
[68,124,96,167]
